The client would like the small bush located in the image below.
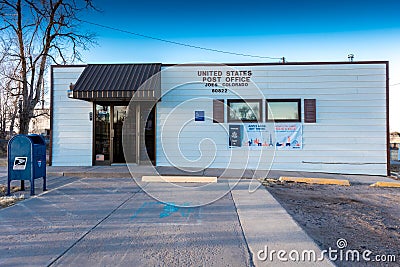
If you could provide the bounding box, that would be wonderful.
[0,139,7,157]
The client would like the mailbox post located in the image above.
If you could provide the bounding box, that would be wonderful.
[7,134,47,196]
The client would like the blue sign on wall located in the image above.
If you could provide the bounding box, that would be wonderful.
[195,111,205,121]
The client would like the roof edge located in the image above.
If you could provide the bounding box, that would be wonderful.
[52,61,389,68]
[162,61,389,67]
[51,64,87,68]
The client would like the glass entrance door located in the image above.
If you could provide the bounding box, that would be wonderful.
[95,105,110,165]
[144,106,155,163]
[94,103,155,165]
[112,106,127,163]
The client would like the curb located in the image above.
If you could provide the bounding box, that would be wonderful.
[279,176,351,186]
[370,181,400,188]
[142,176,217,183]
[47,172,134,178]
[47,172,65,177]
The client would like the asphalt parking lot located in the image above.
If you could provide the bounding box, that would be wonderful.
[0,170,330,267]
[1,177,246,266]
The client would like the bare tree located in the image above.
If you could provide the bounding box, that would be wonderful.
[0,45,20,139]
[0,0,96,134]
[0,72,20,139]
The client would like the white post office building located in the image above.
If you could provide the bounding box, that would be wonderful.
[50,61,390,176]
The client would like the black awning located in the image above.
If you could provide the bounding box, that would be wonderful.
[71,63,161,101]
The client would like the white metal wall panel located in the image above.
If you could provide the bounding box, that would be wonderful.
[52,66,93,166]
[157,64,387,175]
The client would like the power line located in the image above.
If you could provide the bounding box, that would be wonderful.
[78,19,283,61]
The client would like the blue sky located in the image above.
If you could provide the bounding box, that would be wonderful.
[87,0,400,37]
[81,0,400,130]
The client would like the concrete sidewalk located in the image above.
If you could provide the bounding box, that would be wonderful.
[0,173,333,266]
[1,164,397,206]
[1,163,397,183]
[2,164,395,182]
[47,166,399,184]
[1,164,397,207]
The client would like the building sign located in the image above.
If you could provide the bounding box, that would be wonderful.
[195,111,205,121]
[197,70,253,88]
[13,157,27,170]
[274,123,302,150]
[229,125,242,147]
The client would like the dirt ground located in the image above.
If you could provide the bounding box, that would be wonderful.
[264,181,400,266]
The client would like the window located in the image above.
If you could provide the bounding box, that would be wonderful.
[266,99,301,122]
[228,99,262,122]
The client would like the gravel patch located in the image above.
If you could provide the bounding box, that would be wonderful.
[263,180,399,266]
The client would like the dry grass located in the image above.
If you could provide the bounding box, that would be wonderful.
[0,194,25,208]
[0,184,24,208]
[0,157,7,167]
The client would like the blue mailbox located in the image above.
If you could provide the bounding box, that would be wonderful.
[7,134,47,196]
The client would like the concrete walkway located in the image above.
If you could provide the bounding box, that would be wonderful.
[230,180,333,266]
[1,165,397,266]
[0,170,335,266]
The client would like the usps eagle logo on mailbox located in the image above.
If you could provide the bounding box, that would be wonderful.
[13,157,27,170]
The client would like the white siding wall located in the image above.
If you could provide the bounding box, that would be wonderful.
[52,66,93,166]
[157,64,387,175]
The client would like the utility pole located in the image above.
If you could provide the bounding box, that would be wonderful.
[348,54,354,62]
